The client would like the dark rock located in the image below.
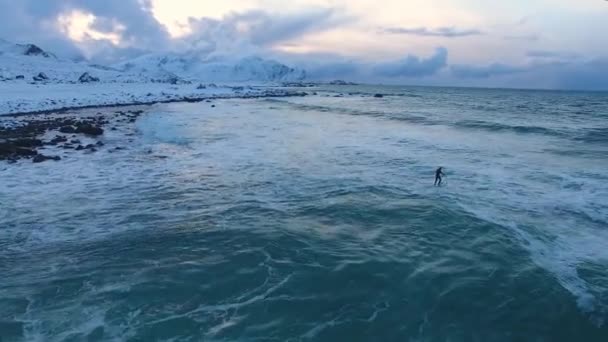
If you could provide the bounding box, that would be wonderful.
[16,75,25,80]
[50,135,68,144]
[59,126,76,134]
[76,123,104,136]
[96,141,104,147]
[374,94,384,98]
[211,105,216,108]
[78,72,100,83]
[76,145,85,151]
[10,138,43,147]
[33,72,49,82]
[282,81,316,87]
[0,115,109,161]
[1,142,38,160]
[183,97,201,103]
[85,144,95,149]
[33,154,60,163]
[168,76,179,85]
[196,84,206,90]
[329,80,358,86]
[24,44,53,58]
[14,147,38,157]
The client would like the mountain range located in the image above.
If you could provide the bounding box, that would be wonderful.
[0,39,307,84]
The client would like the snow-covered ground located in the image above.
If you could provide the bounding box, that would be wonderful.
[0,39,307,115]
[0,82,298,115]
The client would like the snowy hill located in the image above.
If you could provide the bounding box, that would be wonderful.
[115,54,306,82]
[0,39,309,115]
[0,39,307,84]
[0,39,56,58]
[0,39,145,83]
[201,57,307,82]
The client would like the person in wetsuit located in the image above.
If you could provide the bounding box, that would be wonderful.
[434,167,444,186]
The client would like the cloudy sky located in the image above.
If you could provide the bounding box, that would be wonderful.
[1,0,608,89]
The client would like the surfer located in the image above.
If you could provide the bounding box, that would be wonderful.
[434,167,444,186]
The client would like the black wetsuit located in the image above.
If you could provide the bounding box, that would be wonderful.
[434,168,444,186]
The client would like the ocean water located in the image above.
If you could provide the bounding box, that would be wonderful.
[1,85,608,341]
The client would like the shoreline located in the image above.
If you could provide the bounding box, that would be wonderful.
[0,86,307,117]
[0,88,307,163]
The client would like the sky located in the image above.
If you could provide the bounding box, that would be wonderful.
[1,0,608,89]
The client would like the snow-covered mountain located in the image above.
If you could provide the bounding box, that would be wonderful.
[115,53,306,82]
[0,39,56,58]
[0,39,306,84]
[0,39,311,115]
[0,39,145,83]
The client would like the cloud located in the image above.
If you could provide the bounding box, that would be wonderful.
[526,50,579,61]
[279,46,449,82]
[451,63,528,78]
[0,0,169,57]
[246,9,343,46]
[374,47,448,77]
[0,0,345,63]
[305,61,361,80]
[517,16,532,26]
[503,34,540,42]
[526,50,563,58]
[449,57,608,90]
[0,0,81,57]
[383,27,482,38]
[65,0,170,48]
[0,1,606,90]
[542,58,608,90]
[75,38,149,64]
[182,8,346,60]
[279,48,449,81]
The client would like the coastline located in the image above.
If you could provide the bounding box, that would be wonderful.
[0,82,307,117]
[0,85,307,163]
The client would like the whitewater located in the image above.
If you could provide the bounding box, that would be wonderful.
[1,85,607,341]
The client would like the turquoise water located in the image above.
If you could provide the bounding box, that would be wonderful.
[1,86,608,341]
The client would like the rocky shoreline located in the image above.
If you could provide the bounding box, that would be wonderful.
[0,109,143,163]
[0,89,308,164]
[1,88,307,117]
